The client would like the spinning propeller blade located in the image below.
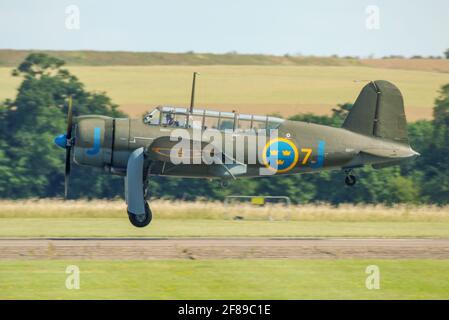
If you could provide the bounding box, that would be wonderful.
[66,96,73,140]
[65,147,71,198]
[64,96,73,198]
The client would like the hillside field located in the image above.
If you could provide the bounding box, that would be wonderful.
[1,64,448,121]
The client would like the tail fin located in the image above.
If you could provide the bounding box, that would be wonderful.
[343,80,408,144]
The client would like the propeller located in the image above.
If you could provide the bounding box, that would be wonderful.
[54,96,74,198]
[65,96,73,198]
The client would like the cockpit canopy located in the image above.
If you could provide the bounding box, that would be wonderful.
[143,106,284,131]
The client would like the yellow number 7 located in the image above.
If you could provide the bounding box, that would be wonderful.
[301,148,312,164]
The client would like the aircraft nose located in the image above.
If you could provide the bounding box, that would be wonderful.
[54,134,67,149]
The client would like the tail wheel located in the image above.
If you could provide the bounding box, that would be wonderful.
[128,202,152,227]
[345,174,357,186]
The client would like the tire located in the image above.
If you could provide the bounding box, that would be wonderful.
[128,202,152,227]
[345,174,357,186]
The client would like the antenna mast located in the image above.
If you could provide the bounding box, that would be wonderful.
[189,72,199,113]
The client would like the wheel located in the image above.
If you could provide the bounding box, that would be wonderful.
[220,180,230,188]
[345,174,357,186]
[128,202,152,227]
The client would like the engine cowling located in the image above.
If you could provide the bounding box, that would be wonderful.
[73,115,114,169]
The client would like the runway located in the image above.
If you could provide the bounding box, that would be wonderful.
[1,238,449,260]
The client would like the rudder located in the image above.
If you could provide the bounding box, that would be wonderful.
[342,80,408,144]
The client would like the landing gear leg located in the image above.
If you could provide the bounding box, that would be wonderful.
[344,169,357,186]
[125,148,153,228]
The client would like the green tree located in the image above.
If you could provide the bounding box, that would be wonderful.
[1,53,125,198]
[288,103,352,128]
[389,176,419,203]
[0,102,13,195]
[420,84,449,203]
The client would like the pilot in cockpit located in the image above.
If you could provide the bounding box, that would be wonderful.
[165,113,174,125]
[165,112,180,127]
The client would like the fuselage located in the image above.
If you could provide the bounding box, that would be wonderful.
[71,114,418,179]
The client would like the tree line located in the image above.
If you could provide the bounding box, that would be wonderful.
[1,53,448,204]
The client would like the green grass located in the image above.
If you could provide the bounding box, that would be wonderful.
[1,218,449,238]
[1,259,448,299]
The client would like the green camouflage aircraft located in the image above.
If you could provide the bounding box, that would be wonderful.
[55,78,419,227]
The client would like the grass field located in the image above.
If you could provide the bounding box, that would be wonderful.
[1,201,448,300]
[1,200,449,238]
[1,65,448,120]
[2,199,449,221]
[2,219,449,238]
[1,259,448,299]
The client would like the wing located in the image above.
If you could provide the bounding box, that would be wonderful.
[146,136,247,178]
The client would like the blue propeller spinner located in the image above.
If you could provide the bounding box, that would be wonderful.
[54,134,68,149]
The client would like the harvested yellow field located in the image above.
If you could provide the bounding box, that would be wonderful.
[1,65,448,121]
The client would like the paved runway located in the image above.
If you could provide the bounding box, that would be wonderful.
[1,238,449,260]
